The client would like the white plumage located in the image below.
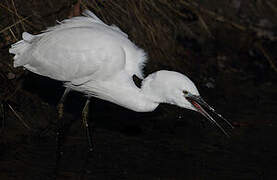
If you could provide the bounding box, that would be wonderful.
[9,10,232,135]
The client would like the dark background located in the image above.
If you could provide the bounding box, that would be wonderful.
[1,0,277,179]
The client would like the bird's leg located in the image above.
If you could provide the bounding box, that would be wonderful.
[82,99,94,153]
[55,88,70,176]
[56,88,70,154]
[80,99,95,177]
[57,88,70,120]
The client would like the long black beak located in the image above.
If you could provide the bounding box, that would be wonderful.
[185,94,234,137]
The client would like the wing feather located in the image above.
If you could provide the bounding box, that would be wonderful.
[10,9,147,83]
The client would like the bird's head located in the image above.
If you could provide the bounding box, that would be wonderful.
[142,70,233,136]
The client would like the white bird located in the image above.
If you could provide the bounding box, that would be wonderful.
[9,10,233,150]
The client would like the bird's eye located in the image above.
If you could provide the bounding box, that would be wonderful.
[183,90,189,95]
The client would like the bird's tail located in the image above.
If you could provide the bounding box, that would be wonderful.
[9,32,35,67]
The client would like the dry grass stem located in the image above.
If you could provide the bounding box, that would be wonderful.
[10,0,26,31]
[9,28,17,41]
[196,12,213,38]
[109,0,128,16]
[0,3,37,30]
[7,104,32,130]
[181,0,277,41]
[0,16,30,35]
[256,43,277,73]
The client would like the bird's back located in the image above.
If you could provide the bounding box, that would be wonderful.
[9,10,147,85]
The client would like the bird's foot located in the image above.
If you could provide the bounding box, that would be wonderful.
[57,103,64,120]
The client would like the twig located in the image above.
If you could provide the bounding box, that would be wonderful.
[84,0,108,23]
[10,0,26,31]
[196,11,213,38]
[131,1,157,45]
[7,104,31,130]
[109,0,129,16]
[9,28,17,41]
[147,0,176,30]
[0,3,37,30]
[0,16,30,34]
[80,1,88,9]
[256,43,277,73]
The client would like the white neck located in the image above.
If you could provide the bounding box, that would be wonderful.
[69,72,160,112]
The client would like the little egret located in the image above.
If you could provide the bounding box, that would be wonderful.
[9,10,233,152]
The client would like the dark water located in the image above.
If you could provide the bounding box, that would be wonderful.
[0,74,276,180]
